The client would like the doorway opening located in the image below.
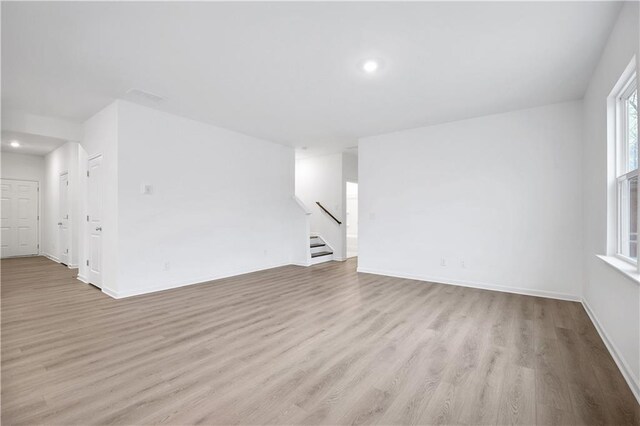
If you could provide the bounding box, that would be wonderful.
[346,181,358,258]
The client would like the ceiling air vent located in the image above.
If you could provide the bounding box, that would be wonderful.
[125,89,166,104]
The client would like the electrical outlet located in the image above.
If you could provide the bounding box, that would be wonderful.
[163,261,171,271]
[141,184,153,195]
[461,260,466,268]
[440,258,446,267]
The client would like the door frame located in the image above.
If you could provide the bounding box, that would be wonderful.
[0,178,41,258]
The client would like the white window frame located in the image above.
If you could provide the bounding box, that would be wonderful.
[614,73,638,266]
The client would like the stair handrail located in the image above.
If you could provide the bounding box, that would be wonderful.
[315,202,342,225]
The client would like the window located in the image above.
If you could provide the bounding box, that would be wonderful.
[616,73,638,262]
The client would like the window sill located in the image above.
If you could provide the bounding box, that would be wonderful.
[596,255,640,284]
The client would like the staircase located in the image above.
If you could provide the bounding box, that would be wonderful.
[310,235,333,264]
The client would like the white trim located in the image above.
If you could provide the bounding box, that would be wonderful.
[76,274,89,284]
[0,254,40,259]
[597,254,640,284]
[293,195,311,215]
[67,263,78,269]
[101,286,119,299]
[43,253,60,263]
[356,267,580,301]
[581,299,640,404]
[101,262,292,299]
[612,62,639,268]
[618,169,640,182]
[614,252,637,266]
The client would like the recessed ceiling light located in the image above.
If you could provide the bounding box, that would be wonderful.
[362,60,379,74]
[10,141,20,148]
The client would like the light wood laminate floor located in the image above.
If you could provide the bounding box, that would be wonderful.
[2,256,638,425]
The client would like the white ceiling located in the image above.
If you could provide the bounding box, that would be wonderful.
[1,2,622,154]
[1,131,66,156]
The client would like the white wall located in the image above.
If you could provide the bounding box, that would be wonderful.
[343,152,358,183]
[2,110,82,142]
[1,152,45,182]
[114,101,302,296]
[78,102,119,290]
[43,144,66,261]
[42,142,81,266]
[1,152,45,253]
[358,101,583,300]
[582,1,639,399]
[290,196,312,266]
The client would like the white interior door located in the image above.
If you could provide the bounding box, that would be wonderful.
[1,179,39,258]
[87,155,103,287]
[59,172,70,265]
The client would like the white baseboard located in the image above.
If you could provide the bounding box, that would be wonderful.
[43,253,60,263]
[581,299,640,404]
[42,253,77,269]
[356,267,581,302]
[101,286,119,299]
[76,274,89,284]
[103,262,292,299]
